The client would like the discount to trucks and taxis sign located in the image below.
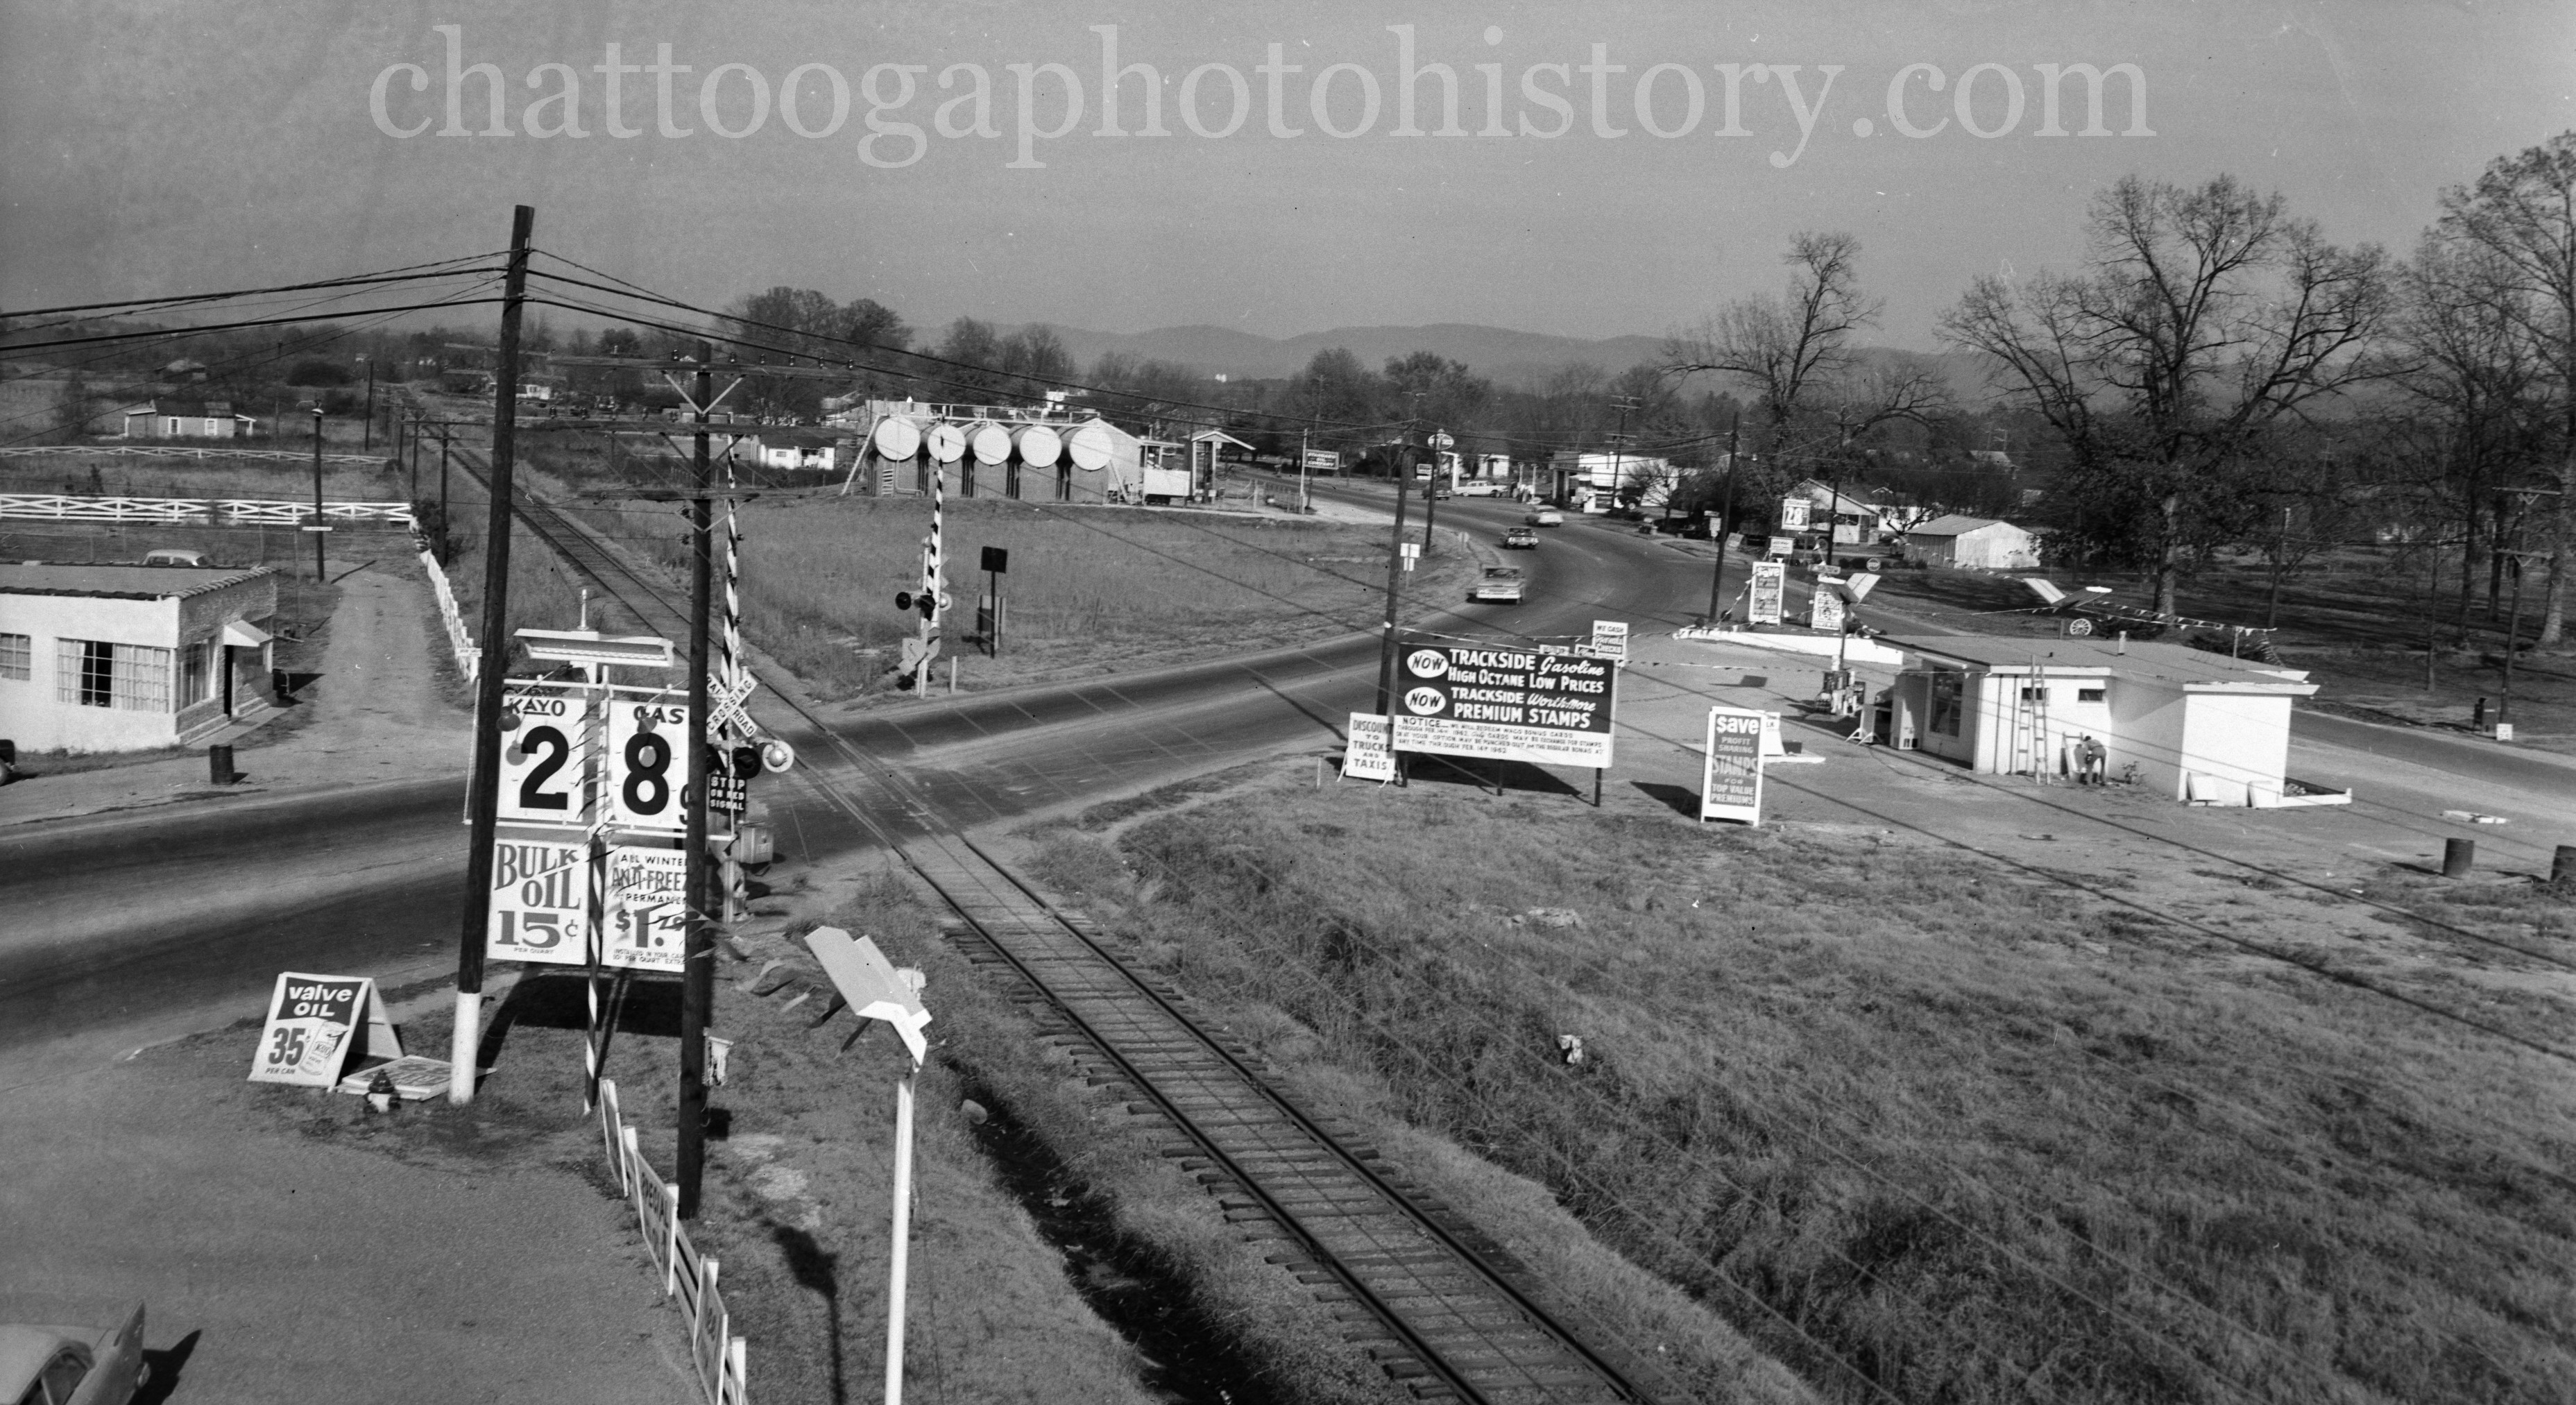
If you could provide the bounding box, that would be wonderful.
[1392,636,1616,768]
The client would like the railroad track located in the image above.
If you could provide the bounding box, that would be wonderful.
[457,455,1669,1405]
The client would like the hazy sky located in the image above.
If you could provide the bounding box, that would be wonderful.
[4,1,2570,351]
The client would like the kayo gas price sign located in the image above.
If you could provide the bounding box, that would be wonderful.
[1391,636,1616,768]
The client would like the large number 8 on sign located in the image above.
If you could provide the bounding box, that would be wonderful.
[623,730,671,815]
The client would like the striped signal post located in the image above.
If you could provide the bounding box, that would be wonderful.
[716,473,751,926]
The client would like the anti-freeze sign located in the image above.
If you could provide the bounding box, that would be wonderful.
[1392,636,1616,768]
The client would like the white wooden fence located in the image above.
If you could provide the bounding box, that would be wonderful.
[418,550,477,686]
[0,445,385,465]
[598,1079,751,1405]
[0,494,416,527]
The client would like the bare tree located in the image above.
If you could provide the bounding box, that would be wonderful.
[1940,175,2389,619]
[2435,133,2576,642]
[1666,232,1943,494]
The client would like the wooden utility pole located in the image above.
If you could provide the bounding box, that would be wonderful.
[361,359,375,451]
[679,341,717,1218]
[309,407,327,581]
[1708,411,1740,622]
[451,203,536,1107]
[1375,439,1415,715]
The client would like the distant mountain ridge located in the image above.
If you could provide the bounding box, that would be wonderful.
[1028,321,1674,388]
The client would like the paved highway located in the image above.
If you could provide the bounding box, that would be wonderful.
[8,483,2566,1081]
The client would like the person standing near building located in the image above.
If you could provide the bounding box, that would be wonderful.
[2079,735,2107,785]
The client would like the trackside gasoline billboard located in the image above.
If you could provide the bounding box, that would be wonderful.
[1391,636,1616,767]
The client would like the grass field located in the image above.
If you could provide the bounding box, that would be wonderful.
[556,486,1483,701]
[1016,766,2576,1405]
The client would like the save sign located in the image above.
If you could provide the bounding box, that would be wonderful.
[484,836,592,965]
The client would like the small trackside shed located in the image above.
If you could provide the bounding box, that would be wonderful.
[1879,634,2323,807]
[0,562,279,753]
[1904,515,2040,570]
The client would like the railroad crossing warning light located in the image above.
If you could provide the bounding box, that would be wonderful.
[894,591,935,620]
[758,738,796,774]
[731,744,764,777]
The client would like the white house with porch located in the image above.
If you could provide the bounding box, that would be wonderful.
[0,562,278,753]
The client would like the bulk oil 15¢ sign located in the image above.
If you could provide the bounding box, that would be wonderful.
[484,835,591,965]
[1391,637,1616,767]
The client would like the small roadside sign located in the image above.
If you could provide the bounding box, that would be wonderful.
[484,832,592,965]
[1810,589,1846,632]
[1344,713,1397,783]
[1748,561,1786,624]
[604,844,690,971]
[1584,620,1629,663]
[247,973,402,1088]
[604,695,689,834]
[1701,706,1765,826]
[1303,449,1340,473]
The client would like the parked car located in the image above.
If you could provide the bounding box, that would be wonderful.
[1454,482,1503,497]
[1501,526,1539,550]
[1472,566,1526,604]
[141,548,208,568]
[1525,508,1565,527]
[0,1296,150,1405]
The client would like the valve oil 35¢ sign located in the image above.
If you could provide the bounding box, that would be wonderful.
[246,973,402,1087]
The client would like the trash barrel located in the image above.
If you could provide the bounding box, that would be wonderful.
[2441,837,2475,878]
[210,744,235,785]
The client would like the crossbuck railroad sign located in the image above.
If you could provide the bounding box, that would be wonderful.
[707,671,758,738]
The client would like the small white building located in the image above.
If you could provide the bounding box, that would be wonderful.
[120,398,259,441]
[1905,514,2041,570]
[1547,452,1673,512]
[750,429,844,473]
[1879,635,2324,807]
[0,562,279,753]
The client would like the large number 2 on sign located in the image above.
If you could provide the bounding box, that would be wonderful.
[516,726,572,811]
[622,731,671,817]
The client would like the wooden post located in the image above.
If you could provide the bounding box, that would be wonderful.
[679,343,715,1216]
[450,203,536,1107]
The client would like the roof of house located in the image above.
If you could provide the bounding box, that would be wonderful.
[0,561,274,601]
[1905,513,2027,538]
[1886,633,2314,692]
[756,429,844,450]
[1188,429,1261,452]
[1790,479,1886,512]
[124,398,246,420]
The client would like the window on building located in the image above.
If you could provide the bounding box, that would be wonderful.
[2077,687,2106,704]
[56,639,172,710]
[2019,686,2048,701]
[1928,670,1964,737]
[0,631,28,681]
[181,640,210,706]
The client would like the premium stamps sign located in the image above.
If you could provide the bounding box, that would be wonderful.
[1810,588,1846,632]
[1700,706,1766,825]
[1344,712,1397,783]
[1390,637,1616,768]
[605,844,690,972]
[1748,561,1787,624]
[246,972,402,1088]
[484,833,592,966]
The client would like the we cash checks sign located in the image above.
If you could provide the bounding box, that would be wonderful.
[1392,637,1616,767]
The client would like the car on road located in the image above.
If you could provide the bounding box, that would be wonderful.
[1501,526,1539,550]
[1471,566,1526,604]
[1454,482,1503,497]
[1,1297,150,1405]
[1524,508,1564,527]
[141,548,208,568]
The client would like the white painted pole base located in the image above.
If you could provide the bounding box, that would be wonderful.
[885,1071,916,1405]
[448,989,481,1105]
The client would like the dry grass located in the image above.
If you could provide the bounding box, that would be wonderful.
[563,488,1483,701]
[1018,771,2576,1405]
